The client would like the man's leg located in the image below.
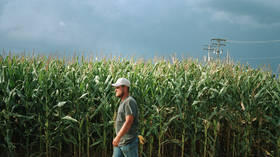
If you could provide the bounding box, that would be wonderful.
[113,146,125,157]
[120,138,139,157]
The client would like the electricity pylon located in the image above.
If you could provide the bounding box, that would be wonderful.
[203,44,214,62]
[211,38,226,59]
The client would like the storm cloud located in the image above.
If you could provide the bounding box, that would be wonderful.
[0,0,279,71]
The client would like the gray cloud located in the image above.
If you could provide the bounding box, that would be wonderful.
[0,0,279,72]
[187,0,280,28]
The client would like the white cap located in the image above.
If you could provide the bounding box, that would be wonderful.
[112,78,130,87]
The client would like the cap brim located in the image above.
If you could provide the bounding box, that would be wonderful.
[112,83,130,87]
[112,83,121,87]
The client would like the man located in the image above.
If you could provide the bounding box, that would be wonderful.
[112,78,139,157]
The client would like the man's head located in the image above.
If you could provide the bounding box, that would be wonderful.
[112,78,130,98]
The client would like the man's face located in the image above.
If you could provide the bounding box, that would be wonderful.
[115,86,124,97]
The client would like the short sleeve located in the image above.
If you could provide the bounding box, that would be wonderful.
[125,99,137,117]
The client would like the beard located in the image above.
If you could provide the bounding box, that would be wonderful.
[117,91,124,98]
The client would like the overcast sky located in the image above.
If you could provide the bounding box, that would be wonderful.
[0,0,279,72]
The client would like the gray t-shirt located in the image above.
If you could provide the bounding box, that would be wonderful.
[115,96,138,146]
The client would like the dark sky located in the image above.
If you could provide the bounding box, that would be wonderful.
[0,0,279,73]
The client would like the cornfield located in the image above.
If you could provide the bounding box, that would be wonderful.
[0,54,279,157]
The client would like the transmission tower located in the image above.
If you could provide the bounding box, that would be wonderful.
[211,38,227,59]
[203,44,214,62]
[226,49,230,64]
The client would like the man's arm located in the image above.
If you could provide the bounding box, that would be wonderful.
[112,115,134,146]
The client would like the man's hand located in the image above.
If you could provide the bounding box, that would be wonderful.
[112,136,121,147]
[112,115,134,147]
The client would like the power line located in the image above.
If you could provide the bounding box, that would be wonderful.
[226,39,280,61]
[227,40,280,44]
[203,38,280,66]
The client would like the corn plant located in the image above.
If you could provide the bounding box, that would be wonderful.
[0,54,279,157]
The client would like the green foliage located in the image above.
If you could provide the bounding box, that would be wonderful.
[0,55,279,157]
